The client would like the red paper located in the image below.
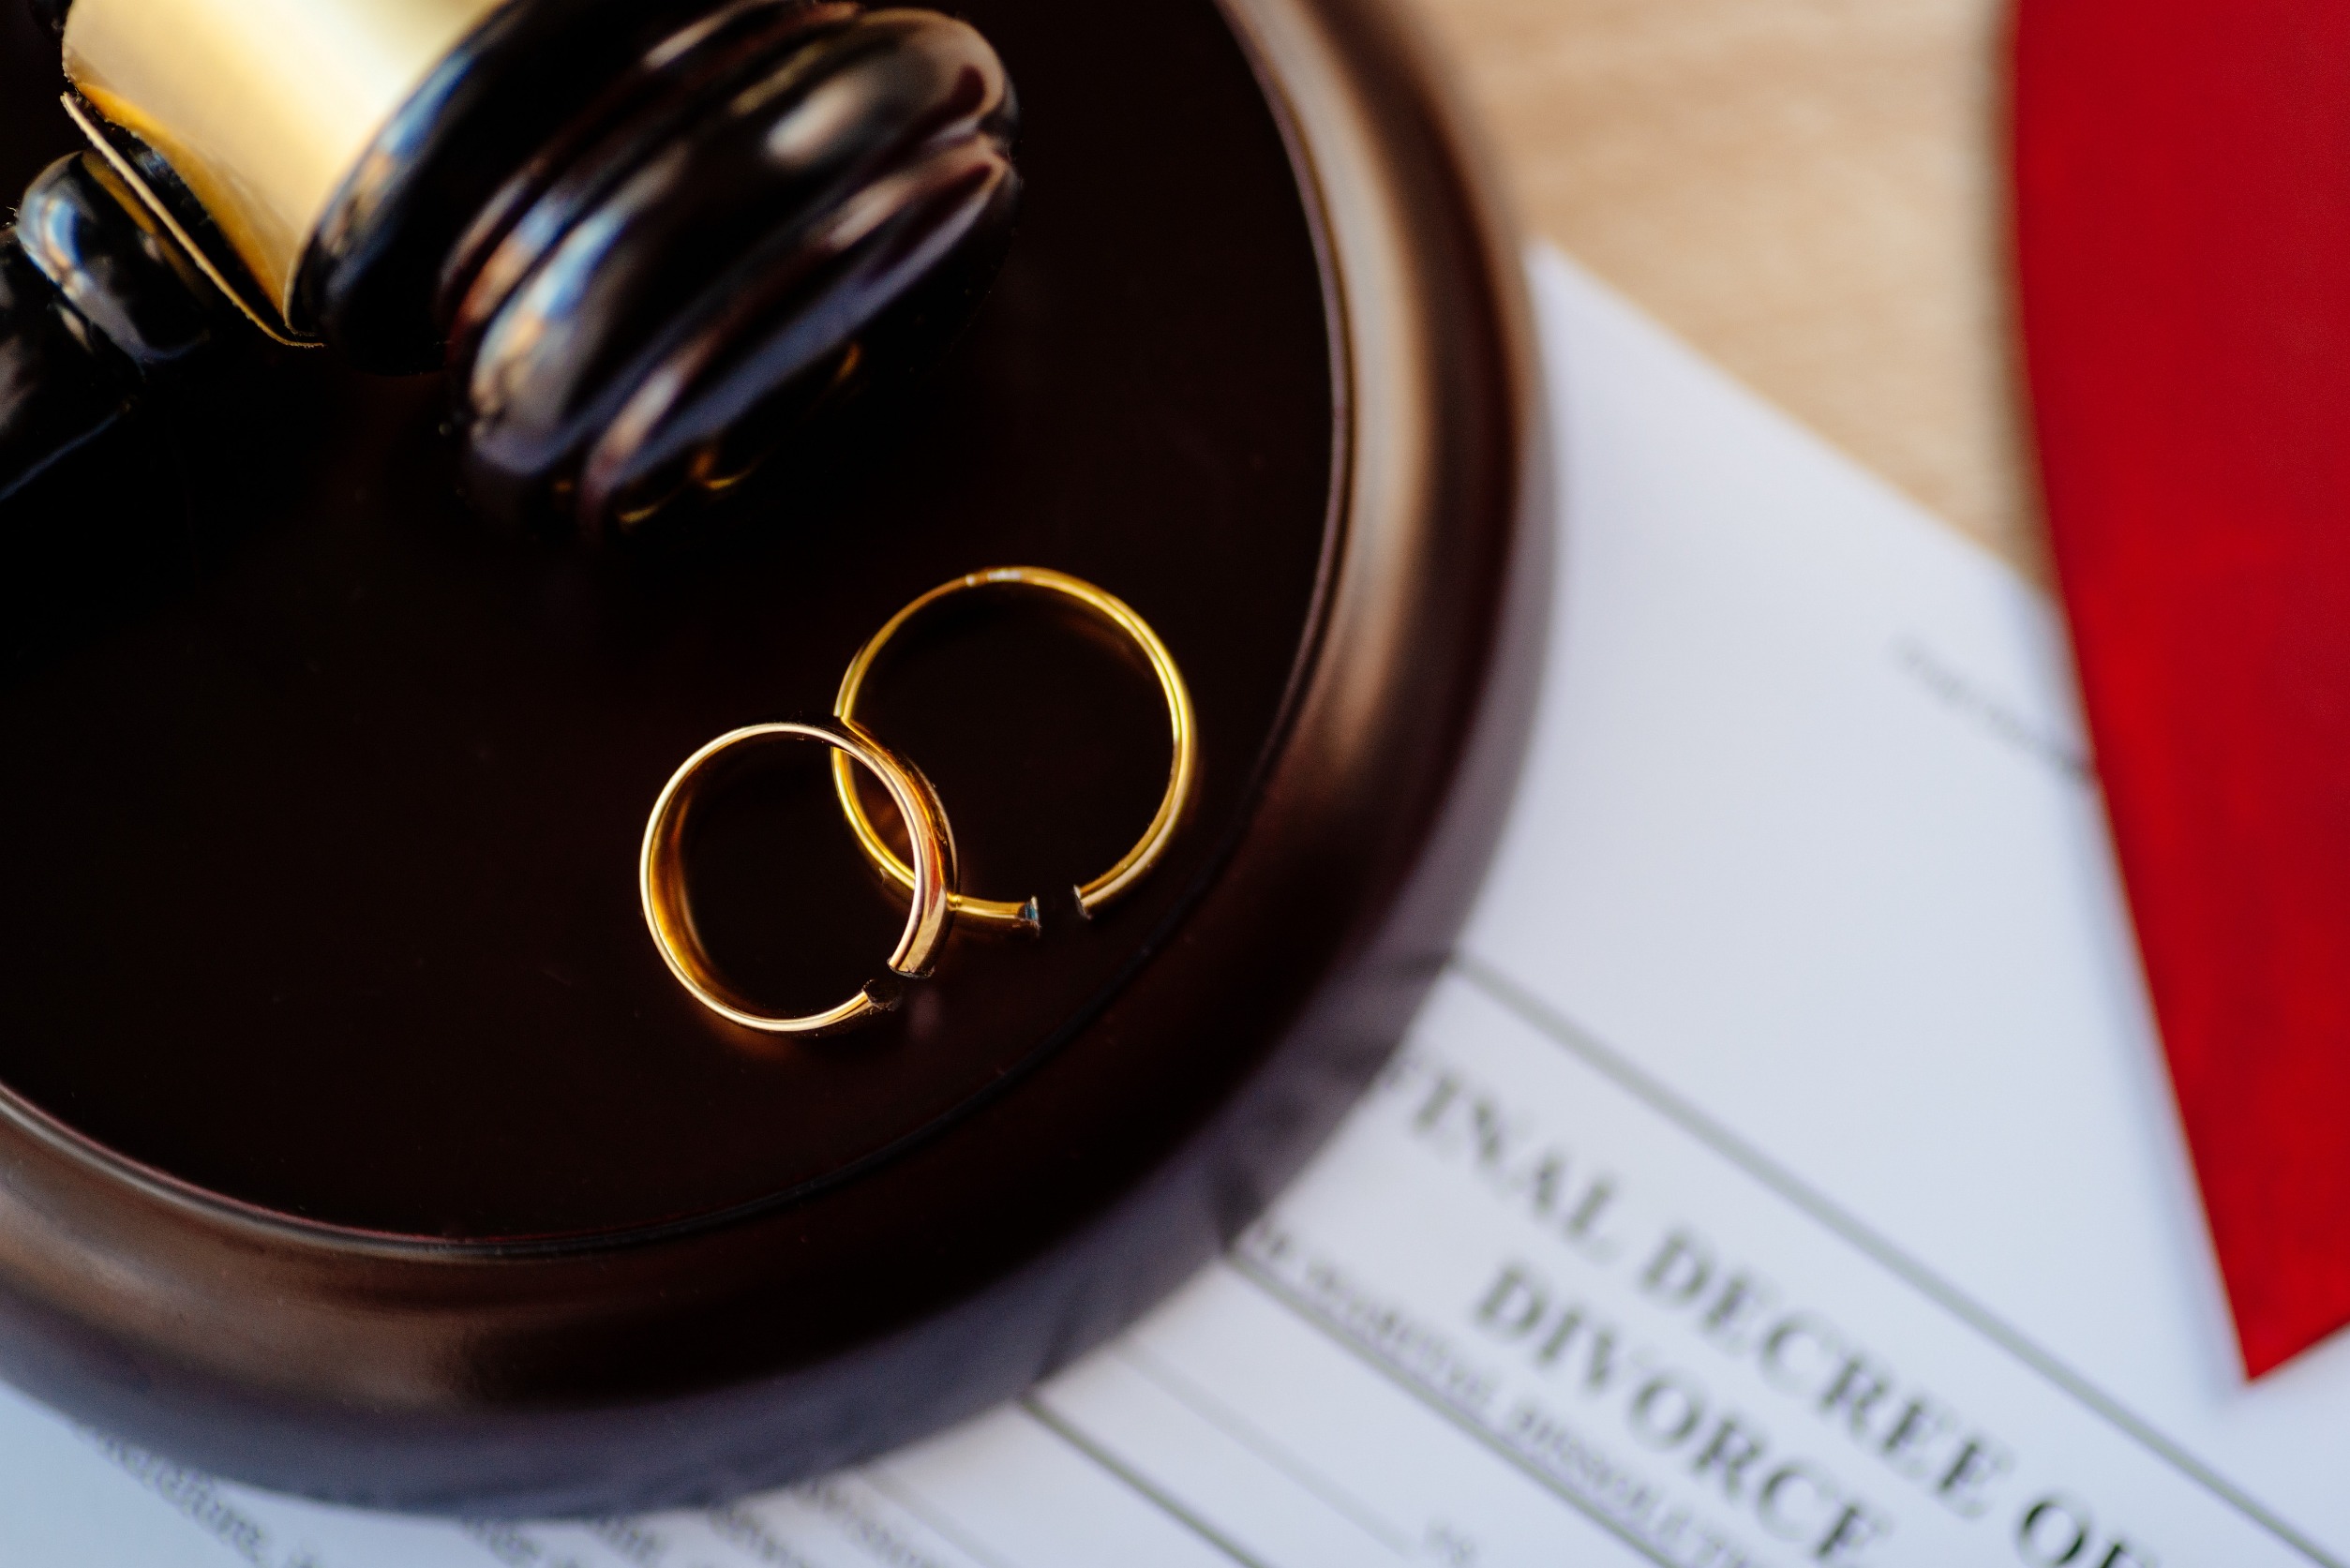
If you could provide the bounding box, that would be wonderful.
[2015,0,2350,1375]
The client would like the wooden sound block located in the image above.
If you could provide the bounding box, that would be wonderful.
[0,0,1543,1514]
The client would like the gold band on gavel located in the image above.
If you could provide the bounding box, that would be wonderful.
[61,0,505,324]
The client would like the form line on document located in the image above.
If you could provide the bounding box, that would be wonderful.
[1450,950,2340,1568]
[1015,1396,1280,1568]
[1223,1249,1728,1568]
[831,1474,1025,1568]
[1108,1340,1418,1557]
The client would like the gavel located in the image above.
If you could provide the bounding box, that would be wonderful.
[0,0,1020,539]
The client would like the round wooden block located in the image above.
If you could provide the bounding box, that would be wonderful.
[0,0,1543,1513]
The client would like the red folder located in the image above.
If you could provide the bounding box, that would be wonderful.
[2015,0,2350,1375]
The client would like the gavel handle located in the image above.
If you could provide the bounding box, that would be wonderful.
[0,233,136,505]
[0,150,237,505]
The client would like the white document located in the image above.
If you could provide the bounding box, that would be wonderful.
[4,248,2343,1568]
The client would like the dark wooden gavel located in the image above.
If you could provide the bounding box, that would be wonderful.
[0,0,1019,540]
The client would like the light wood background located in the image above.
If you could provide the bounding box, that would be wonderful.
[1404,0,2038,576]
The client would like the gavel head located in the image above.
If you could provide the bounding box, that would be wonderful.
[19,0,1020,541]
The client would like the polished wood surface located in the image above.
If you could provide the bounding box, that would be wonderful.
[0,0,1334,1246]
[0,0,1541,1513]
[1410,0,2034,574]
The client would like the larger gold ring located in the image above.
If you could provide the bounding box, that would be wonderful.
[832,567,1198,931]
[642,718,957,1034]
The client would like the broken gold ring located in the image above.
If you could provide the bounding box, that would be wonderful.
[831,567,1197,932]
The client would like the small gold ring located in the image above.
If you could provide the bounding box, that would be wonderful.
[642,718,957,1034]
[832,567,1198,931]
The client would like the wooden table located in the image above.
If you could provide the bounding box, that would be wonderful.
[1408,0,2034,575]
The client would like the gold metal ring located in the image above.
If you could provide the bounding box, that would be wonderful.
[642,718,957,1035]
[832,567,1198,932]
